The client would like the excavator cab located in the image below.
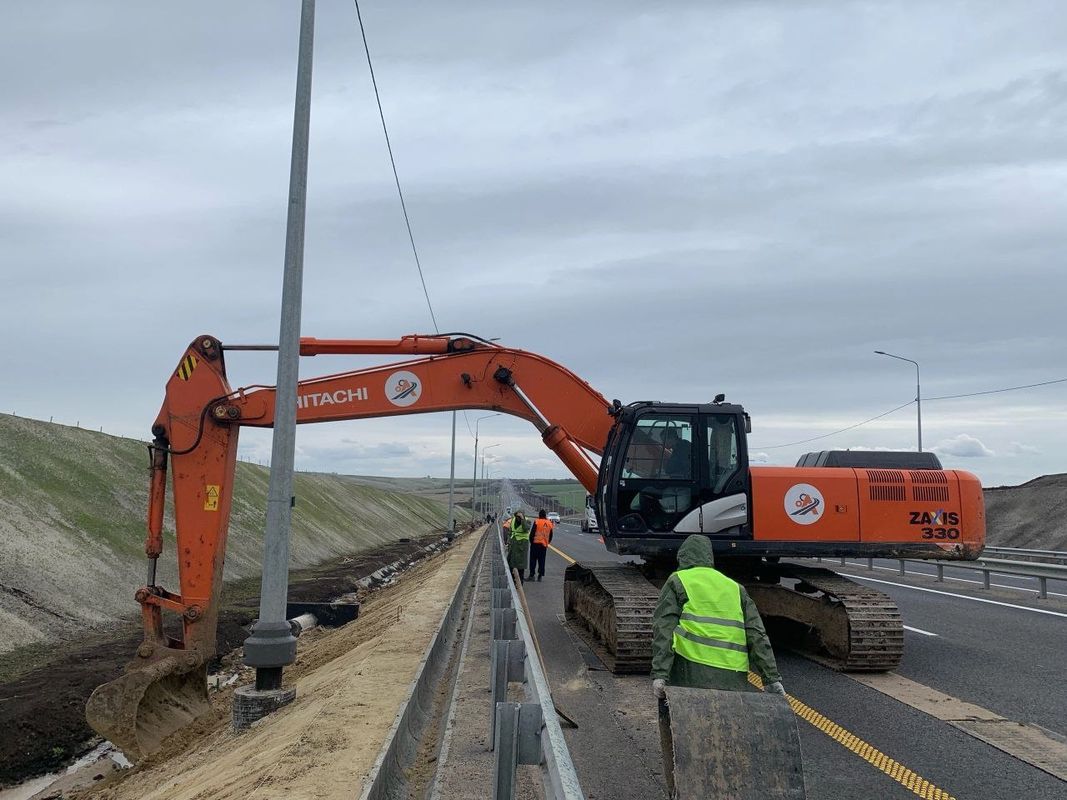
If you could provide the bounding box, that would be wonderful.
[596,401,753,557]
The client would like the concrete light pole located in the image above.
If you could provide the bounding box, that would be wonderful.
[472,413,500,518]
[237,0,315,728]
[875,350,922,451]
[481,442,502,515]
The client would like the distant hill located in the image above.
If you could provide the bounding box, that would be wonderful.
[984,474,1067,551]
[0,414,467,654]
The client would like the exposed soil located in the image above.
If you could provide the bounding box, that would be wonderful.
[70,531,482,800]
[0,531,447,787]
[983,473,1067,550]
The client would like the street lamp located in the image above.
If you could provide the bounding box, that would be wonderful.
[473,414,501,519]
[482,441,501,516]
[874,350,922,451]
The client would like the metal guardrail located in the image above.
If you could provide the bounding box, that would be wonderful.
[360,530,485,800]
[981,546,1067,565]
[822,554,1067,599]
[490,526,585,800]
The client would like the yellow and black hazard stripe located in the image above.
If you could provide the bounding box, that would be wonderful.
[176,353,199,381]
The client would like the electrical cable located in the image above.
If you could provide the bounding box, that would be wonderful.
[925,376,1067,401]
[353,0,438,334]
[755,400,915,451]
[352,1,482,440]
[755,373,1065,451]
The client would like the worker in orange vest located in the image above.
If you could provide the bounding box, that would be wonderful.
[529,509,555,582]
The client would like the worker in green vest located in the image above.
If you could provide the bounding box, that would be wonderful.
[507,510,534,582]
[651,535,785,796]
[651,534,784,694]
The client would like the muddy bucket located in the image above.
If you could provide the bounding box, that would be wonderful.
[86,654,210,761]
[660,686,806,799]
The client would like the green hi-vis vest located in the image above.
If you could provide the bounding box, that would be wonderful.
[672,567,749,672]
[510,519,531,541]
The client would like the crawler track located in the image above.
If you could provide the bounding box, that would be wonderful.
[744,564,904,672]
[563,562,660,673]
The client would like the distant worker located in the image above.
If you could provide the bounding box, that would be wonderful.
[651,535,784,795]
[529,509,555,582]
[507,510,533,582]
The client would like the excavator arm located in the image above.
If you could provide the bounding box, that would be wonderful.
[146,333,611,665]
[89,333,616,756]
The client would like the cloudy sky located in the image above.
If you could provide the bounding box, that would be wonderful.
[1,0,1064,487]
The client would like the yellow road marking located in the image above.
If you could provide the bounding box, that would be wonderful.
[549,542,957,800]
[548,544,576,564]
[748,672,955,799]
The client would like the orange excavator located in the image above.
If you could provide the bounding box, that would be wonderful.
[86,333,985,758]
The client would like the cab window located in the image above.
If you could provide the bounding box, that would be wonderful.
[623,416,694,479]
[706,414,740,494]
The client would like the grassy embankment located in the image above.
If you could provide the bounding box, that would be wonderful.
[0,412,470,672]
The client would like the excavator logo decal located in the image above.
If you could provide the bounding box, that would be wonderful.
[386,370,422,407]
[784,483,823,525]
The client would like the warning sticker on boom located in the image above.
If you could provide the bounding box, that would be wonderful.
[204,485,220,512]
[784,483,822,524]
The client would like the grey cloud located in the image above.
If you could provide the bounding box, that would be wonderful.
[2,1,1065,488]
[933,434,995,458]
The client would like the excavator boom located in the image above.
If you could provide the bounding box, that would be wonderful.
[87,334,613,757]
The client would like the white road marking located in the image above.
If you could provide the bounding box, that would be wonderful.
[902,624,938,637]
[838,573,1067,618]
[840,560,1067,598]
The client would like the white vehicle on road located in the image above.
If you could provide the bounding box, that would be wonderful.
[547,511,560,523]
[580,494,599,533]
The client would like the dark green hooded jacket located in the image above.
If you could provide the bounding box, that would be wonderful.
[507,514,533,571]
[651,535,781,690]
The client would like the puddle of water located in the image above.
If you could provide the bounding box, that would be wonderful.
[0,741,129,800]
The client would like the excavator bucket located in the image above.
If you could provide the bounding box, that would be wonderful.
[86,654,211,760]
[660,686,806,800]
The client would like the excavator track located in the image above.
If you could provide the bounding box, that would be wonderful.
[563,562,660,674]
[743,563,904,672]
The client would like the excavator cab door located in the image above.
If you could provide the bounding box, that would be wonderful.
[597,402,751,542]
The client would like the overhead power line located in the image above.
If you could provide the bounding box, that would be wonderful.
[755,401,916,451]
[352,1,478,442]
[925,376,1067,401]
[353,0,437,334]
[756,373,1066,451]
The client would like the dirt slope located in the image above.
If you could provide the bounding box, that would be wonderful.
[77,531,481,800]
[983,474,1067,551]
[0,413,464,656]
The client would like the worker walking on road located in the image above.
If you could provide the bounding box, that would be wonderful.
[507,510,533,582]
[529,509,555,582]
[651,535,785,796]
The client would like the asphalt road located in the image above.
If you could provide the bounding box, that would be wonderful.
[499,483,1067,799]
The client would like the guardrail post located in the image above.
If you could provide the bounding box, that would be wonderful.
[840,556,846,566]
[936,563,944,582]
[493,702,544,800]
[490,638,526,749]
[491,608,517,641]
[982,570,990,590]
[867,557,874,571]
[1039,577,1048,599]
[899,560,905,576]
